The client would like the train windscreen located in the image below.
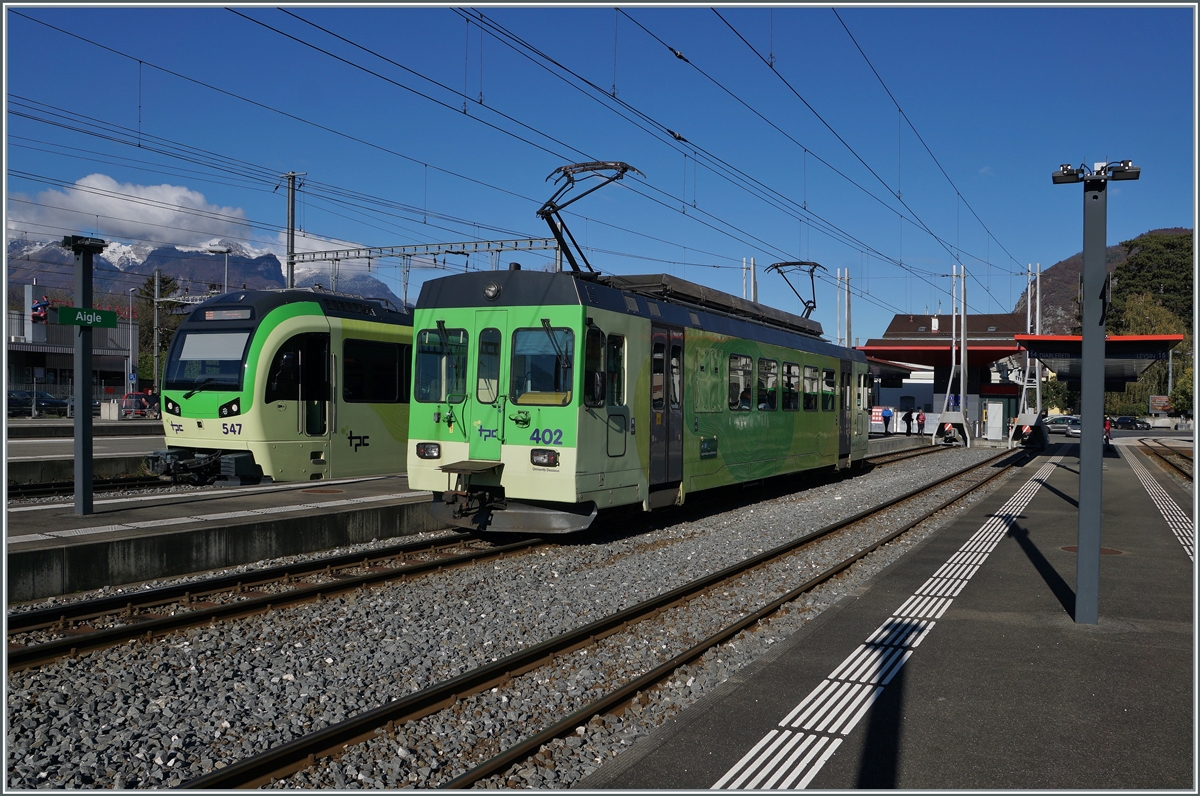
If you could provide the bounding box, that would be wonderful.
[164,329,253,393]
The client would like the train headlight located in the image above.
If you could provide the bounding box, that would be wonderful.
[530,449,559,467]
[164,398,181,416]
[483,281,502,301]
[416,442,441,459]
[218,398,241,418]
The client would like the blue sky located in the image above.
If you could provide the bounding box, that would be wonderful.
[5,5,1195,340]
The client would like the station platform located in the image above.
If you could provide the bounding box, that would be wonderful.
[3,434,956,603]
[6,475,440,603]
[585,439,1194,790]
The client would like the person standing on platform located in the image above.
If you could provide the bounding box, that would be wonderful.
[881,406,893,435]
[916,410,926,436]
[1104,416,1113,449]
[902,409,914,436]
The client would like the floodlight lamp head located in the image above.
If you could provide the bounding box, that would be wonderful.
[1051,164,1081,184]
[1108,160,1140,181]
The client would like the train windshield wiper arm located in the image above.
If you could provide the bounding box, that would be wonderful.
[183,378,219,399]
[540,319,568,378]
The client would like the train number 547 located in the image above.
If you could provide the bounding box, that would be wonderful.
[222,423,243,435]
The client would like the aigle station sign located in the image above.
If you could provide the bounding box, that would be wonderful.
[57,307,118,328]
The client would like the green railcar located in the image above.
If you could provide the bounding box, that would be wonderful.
[407,270,870,533]
[151,289,412,484]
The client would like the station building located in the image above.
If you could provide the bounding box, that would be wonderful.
[859,312,1028,439]
[6,306,139,400]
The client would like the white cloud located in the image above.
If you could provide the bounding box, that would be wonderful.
[978,166,995,177]
[6,173,253,248]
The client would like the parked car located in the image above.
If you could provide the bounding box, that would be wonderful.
[1065,418,1082,438]
[1113,415,1152,430]
[66,395,102,416]
[7,390,33,416]
[1044,415,1078,434]
[26,390,69,416]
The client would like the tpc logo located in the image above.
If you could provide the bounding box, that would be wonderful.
[477,427,498,440]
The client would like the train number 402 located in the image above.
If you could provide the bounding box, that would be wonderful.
[222,423,243,435]
[529,428,563,444]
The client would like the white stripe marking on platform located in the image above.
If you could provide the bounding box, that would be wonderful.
[712,450,1066,788]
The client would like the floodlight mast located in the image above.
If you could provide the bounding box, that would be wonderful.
[536,162,643,273]
[766,261,827,319]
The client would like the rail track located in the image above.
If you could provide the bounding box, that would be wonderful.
[174,446,1026,789]
[1137,438,1193,482]
[5,532,530,670]
[6,475,168,499]
[6,442,942,665]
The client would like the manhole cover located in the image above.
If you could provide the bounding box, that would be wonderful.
[1061,546,1124,555]
[303,488,343,494]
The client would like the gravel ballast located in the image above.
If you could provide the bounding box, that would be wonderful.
[6,447,1011,789]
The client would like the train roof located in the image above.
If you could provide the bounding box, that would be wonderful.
[416,270,864,363]
[183,288,412,327]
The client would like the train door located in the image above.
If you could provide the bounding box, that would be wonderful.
[838,359,852,462]
[469,310,507,461]
[649,325,684,486]
[262,329,331,478]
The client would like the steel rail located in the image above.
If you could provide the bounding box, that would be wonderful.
[178,447,1019,790]
[865,444,948,466]
[7,537,541,672]
[442,446,1031,788]
[6,532,471,634]
[7,475,167,499]
[1138,439,1193,482]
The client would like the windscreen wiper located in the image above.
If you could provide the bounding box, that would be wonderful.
[183,378,220,399]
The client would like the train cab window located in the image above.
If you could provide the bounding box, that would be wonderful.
[782,362,800,411]
[728,354,753,411]
[584,326,605,408]
[670,345,683,410]
[606,334,625,406]
[165,329,253,394]
[477,328,502,404]
[414,328,468,403]
[343,339,409,403]
[822,368,836,411]
[803,365,819,411]
[651,342,666,410]
[510,327,574,406]
[757,359,778,411]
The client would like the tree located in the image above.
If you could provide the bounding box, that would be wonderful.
[1104,292,1190,416]
[134,272,183,383]
[1108,231,1192,334]
[1043,374,1078,414]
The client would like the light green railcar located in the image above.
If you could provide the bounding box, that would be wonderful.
[407,270,870,533]
[151,289,412,484]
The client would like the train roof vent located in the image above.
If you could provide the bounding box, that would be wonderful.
[647,301,661,317]
[623,295,640,313]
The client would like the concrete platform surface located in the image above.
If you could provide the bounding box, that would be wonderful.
[585,439,1193,790]
[6,474,441,602]
[6,418,164,438]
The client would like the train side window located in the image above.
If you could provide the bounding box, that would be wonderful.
[606,334,625,406]
[584,326,605,408]
[728,354,753,411]
[782,362,800,411]
[651,342,666,410]
[803,365,819,411]
[477,328,502,404]
[822,368,836,411]
[670,344,682,410]
[343,338,406,403]
[414,328,468,403]
[757,358,778,411]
